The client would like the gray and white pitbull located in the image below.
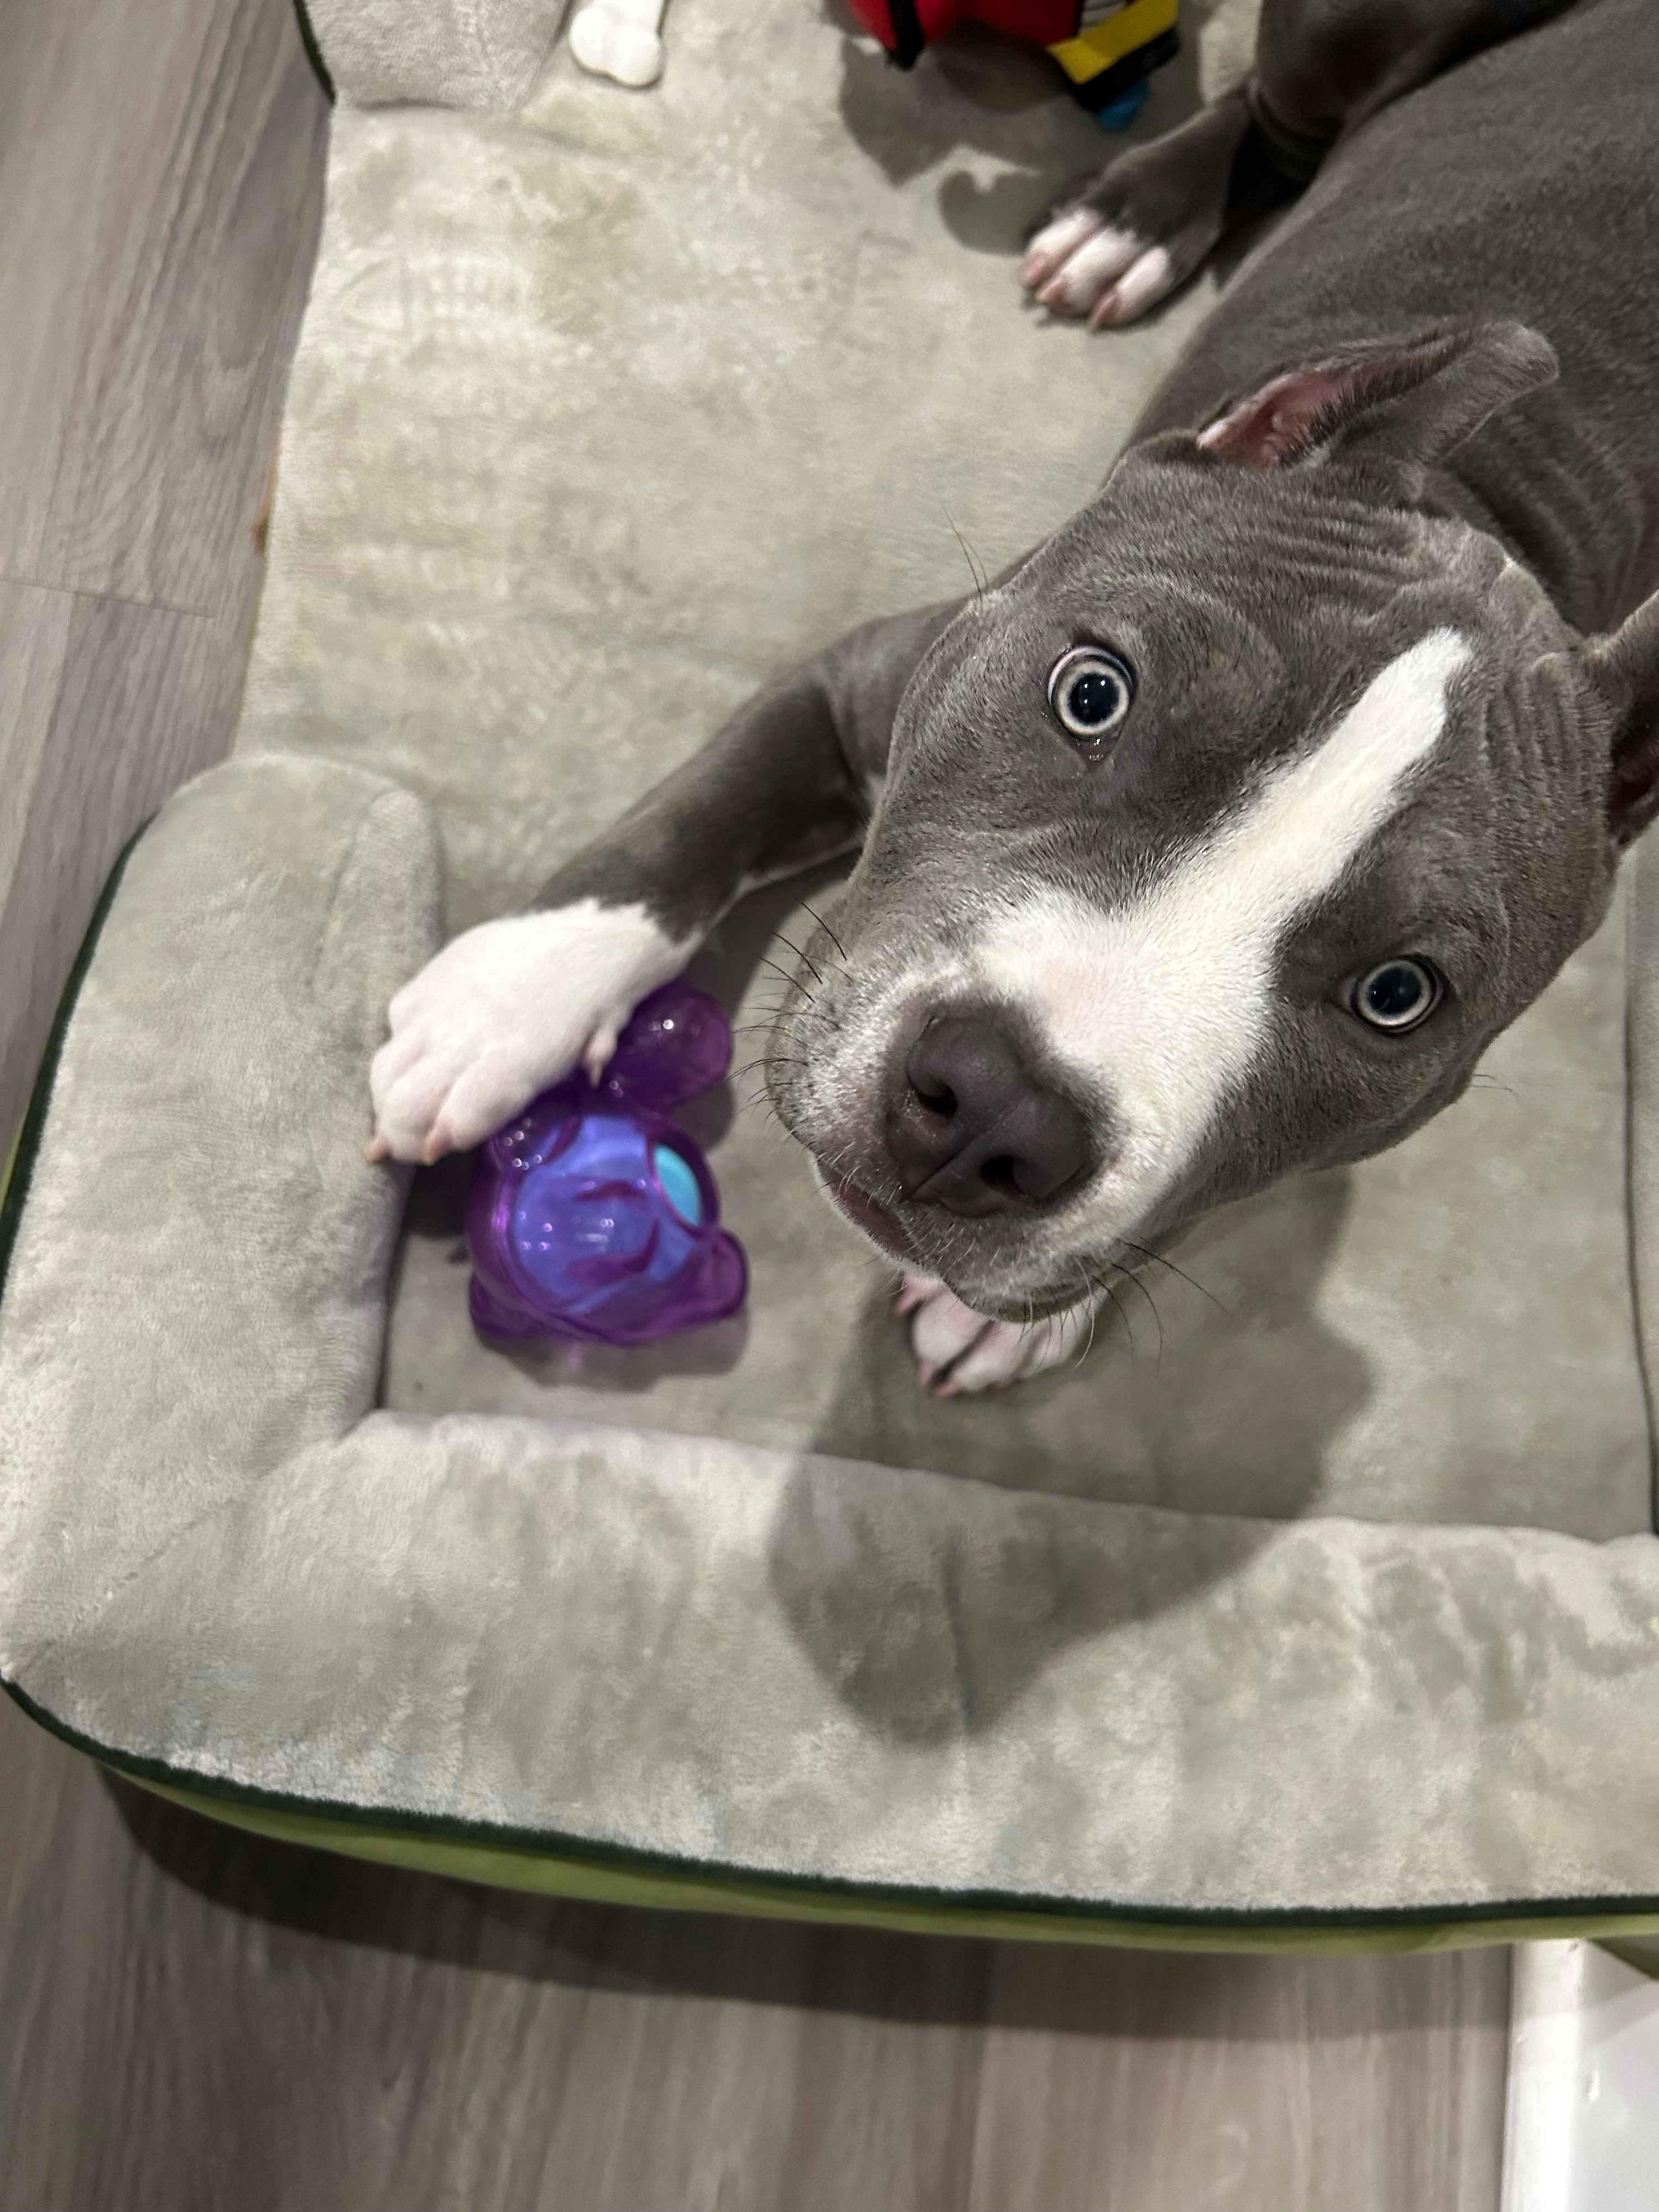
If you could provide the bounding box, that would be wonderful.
[368,0,1659,1396]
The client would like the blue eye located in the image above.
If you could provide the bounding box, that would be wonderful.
[1352,958,1441,1032]
[1048,646,1134,744]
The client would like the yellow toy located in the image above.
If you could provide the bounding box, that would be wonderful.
[849,0,1180,128]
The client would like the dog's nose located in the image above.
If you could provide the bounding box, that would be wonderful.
[887,1014,1091,1215]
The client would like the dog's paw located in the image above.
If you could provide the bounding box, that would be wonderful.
[895,1274,1093,1396]
[1021,212,1174,327]
[367,901,685,1166]
[1020,95,1251,326]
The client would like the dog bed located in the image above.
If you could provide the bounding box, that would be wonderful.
[6,0,1659,1950]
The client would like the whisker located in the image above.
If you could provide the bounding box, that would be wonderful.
[734,997,838,1024]
[1099,1277,1135,1360]
[1118,1238,1227,1313]
[729,1056,808,1083]
[756,956,814,1001]
[800,901,848,963]
[943,503,988,598]
[1117,1262,1164,1370]
[771,932,825,988]
[1071,1273,1099,1369]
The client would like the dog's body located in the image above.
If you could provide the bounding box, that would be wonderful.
[370,0,1659,1394]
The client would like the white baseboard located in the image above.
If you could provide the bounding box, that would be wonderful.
[1501,1940,1659,2212]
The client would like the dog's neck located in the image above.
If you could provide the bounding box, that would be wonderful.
[1131,0,1659,639]
[1422,401,1653,640]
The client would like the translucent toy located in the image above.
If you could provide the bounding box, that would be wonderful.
[466,979,746,1345]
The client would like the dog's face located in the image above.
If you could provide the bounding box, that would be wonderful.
[766,326,1659,1319]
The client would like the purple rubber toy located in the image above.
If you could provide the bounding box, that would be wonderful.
[465,978,747,1347]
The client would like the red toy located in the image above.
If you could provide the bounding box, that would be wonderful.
[847,0,1180,126]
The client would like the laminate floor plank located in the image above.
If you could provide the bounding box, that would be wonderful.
[0,580,248,1141]
[0,0,329,614]
[968,1941,1510,2212]
[0,0,327,1150]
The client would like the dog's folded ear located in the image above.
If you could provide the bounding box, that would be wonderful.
[1588,593,1659,847]
[1195,322,1557,474]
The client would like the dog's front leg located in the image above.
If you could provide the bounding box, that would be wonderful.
[367,602,960,1164]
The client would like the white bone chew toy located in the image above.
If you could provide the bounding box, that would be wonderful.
[568,0,669,87]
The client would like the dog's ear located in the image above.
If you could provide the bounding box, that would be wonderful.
[1196,322,1557,473]
[1588,593,1659,847]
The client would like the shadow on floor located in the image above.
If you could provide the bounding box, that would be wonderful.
[105,1771,1509,2037]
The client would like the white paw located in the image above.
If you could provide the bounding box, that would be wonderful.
[367,900,685,1166]
[1020,213,1173,327]
[1020,207,1109,291]
[895,1274,1093,1397]
[569,0,665,86]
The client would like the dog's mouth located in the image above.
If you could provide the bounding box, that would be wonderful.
[818,1168,919,1266]
[817,1163,1094,1323]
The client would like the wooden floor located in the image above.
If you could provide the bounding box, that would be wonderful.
[0,0,1512,2205]
[0,0,326,1146]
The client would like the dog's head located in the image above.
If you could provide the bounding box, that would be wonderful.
[767,322,1659,1318]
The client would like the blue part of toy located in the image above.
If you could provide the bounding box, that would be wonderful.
[651,1140,704,1226]
[1094,78,1151,128]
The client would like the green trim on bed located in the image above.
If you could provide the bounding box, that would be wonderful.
[122,1772,1659,1956]
[0,1124,19,1246]
[7,1672,1659,1954]
[0,823,150,1303]
[1620,882,1659,1523]
[290,0,336,102]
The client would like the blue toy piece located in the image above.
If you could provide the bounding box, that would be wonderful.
[1094,77,1152,128]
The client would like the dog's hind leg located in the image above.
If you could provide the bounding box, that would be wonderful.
[1023,0,1575,326]
[1022,85,1271,327]
[897,1274,1095,1396]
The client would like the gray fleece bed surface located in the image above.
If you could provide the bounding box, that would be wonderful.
[3,0,1659,1934]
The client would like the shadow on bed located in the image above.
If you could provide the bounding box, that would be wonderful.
[769,1169,1368,1744]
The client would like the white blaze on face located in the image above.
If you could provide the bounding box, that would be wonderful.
[972,628,1472,1232]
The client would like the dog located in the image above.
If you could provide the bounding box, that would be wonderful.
[367,0,1659,1396]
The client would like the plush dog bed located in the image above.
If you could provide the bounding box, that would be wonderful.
[6,0,1659,1949]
